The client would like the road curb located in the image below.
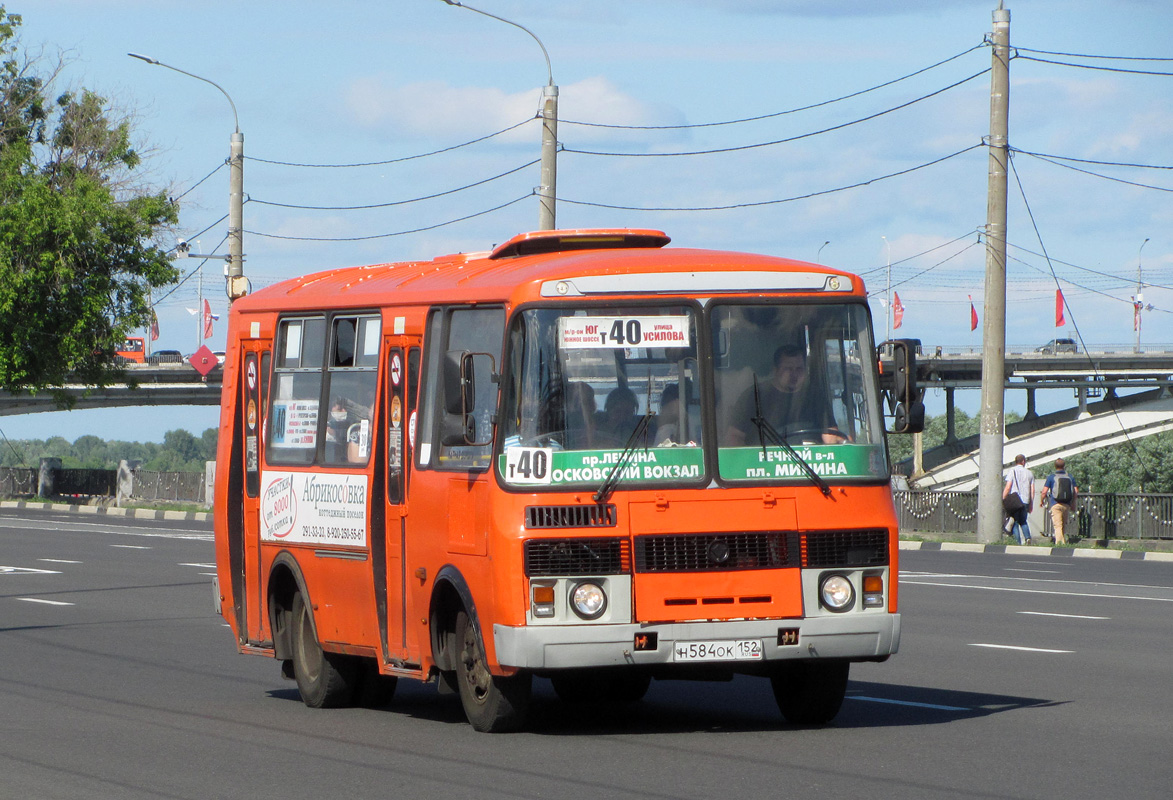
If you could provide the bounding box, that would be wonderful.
[0,499,210,523]
[901,539,1173,562]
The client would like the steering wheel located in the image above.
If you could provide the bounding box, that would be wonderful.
[783,428,848,445]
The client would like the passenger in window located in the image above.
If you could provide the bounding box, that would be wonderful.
[326,396,366,463]
[655,382,694,446]
[595,386,647,448]
[725,345,846,446]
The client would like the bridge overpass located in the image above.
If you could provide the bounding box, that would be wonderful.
[901,345,1173,489]
[0,364,223,416]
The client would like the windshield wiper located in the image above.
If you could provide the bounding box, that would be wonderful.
[749,376,833,499]
[593,411,655,506]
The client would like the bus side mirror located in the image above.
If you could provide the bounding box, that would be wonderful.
[879,339,925,434]
[442,350,496,446]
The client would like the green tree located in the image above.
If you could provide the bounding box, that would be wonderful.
[0,7,178,404]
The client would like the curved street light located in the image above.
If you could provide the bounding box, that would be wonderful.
[439,1,558,230]
[129,53,247,301]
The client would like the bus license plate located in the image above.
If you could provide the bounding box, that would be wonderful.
[673,639,763,662]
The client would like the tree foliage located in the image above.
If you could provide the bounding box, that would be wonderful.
[1,428,217,473]
[0,6,178,403]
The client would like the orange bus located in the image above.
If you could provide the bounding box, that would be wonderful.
[116,336,146,364]
[213,228,924,732]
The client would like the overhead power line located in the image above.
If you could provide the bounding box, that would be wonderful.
[1015,54,1173,77]
[564,71,990,158]
[560,143,982,212]
[561,43,987,131]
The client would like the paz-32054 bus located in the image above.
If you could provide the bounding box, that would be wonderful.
[213,228,923,732]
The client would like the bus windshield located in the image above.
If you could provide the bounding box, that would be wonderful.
[498,300,888,489]
[499,305,705,489]
[711,301,886,483]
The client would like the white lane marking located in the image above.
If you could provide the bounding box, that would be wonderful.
[179,563,216,569]
[17,598,74,606]
[969,643,1074,654]
[0,565,60,575]
[850,695,968,711]
[199,572,217,576]
[903,571,1172,592]
[902,579,1173,603]
[0,516,212,541]
[38,559,82,564]
[1006,568,1062,574]
[1019,611,1110,620]
[110,544,151,550]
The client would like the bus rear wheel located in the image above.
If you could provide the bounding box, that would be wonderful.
[770,660,849,725]
[454,610,531,732]
[290,592,357,708]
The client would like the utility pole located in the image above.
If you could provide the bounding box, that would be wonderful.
[882,236,892,342]
[976,2,1011,544]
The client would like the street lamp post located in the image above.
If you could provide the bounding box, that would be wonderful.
[817,240,830,262]
[128,54,247,302]
[440,0,558,230]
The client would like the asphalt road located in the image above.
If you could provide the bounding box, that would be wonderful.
[1,510,1171,799]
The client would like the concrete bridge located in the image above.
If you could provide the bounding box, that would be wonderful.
[0,364,223,416]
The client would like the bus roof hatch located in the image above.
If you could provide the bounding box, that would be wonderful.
[489,229,671,260]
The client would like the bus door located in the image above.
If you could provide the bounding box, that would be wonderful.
[238,343,270,643]
[379,337,421,664]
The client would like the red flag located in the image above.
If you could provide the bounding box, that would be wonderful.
[1055,290,1065,327]
[1134,300,1142,332]
[969,296,978,331]
[203,299,214,339]
[150,310,160,342]
[892,292,904,329]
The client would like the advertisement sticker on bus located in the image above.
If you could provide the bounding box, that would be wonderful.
[558,316,690,349]
[269,400,318,447]
[260,471,368,546]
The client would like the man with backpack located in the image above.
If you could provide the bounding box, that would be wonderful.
[1041,458,1078,545]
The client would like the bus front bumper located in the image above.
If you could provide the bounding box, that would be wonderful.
[494,613,900,670]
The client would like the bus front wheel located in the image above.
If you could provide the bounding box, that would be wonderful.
[290,592,357,708]
[770,660,849,725]
[454,610,531,732]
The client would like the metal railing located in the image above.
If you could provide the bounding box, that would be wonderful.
[896,490,1173,541]
[0,466,207,506]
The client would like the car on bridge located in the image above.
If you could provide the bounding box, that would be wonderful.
[1036,337,1078,354]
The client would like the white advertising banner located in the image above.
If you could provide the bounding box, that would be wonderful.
[260,470,368,547]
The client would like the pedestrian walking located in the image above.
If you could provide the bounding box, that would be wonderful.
[1041,457,1078,545]
[1002,454,1035,544]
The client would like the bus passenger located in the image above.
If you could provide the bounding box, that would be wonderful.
[725,345,844,446]
[594,386,643,448]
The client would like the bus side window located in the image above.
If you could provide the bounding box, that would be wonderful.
[324,315,381,466]
[417,307,504,472]
[267,317,326,466]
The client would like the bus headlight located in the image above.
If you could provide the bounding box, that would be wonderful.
[820,574,855,612]
[570,581,607,620]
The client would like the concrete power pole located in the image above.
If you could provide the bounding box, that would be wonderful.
[227,131,247,301]
[976,3,1011,544]
[538,83,559,230]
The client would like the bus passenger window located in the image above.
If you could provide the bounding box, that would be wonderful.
[267,317,326,466]
[324,314,380,466]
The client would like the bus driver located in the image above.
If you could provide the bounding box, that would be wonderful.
[725,344,845,446]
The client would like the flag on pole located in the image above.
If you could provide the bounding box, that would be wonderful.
[1134,299,1143,332]
[203,299,219,339]
[892,292,904,329]
[1055,290,1065,327]
[969,296,978,331]
[150,310,160,342]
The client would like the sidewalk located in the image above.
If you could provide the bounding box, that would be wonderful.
[0,499,210,523]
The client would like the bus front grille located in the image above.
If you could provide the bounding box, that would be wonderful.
[802,529,889,567]
[525,504,617,529]
[524,537,630,576]
[634,532,800,573]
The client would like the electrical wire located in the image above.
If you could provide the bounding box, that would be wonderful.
[1014,46,1173,63]
[870,240,983,297]
[561,43,987,131]
[562,71,990,158]
[243,193,532,241]
[1009,154,1153,477]
[1012,149,1173,194]
[857,229,983,278]
[559,143,982,212]
[246,118,534,168]
[247,159,539,211]
[172,162,226,202]
[152,235,229,305]
[1015,54,1173,77]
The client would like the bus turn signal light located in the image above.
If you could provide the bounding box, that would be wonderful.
[532,584,556,618]
[863,575,884,609]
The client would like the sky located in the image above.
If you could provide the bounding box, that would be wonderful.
[7,0,1173,443]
